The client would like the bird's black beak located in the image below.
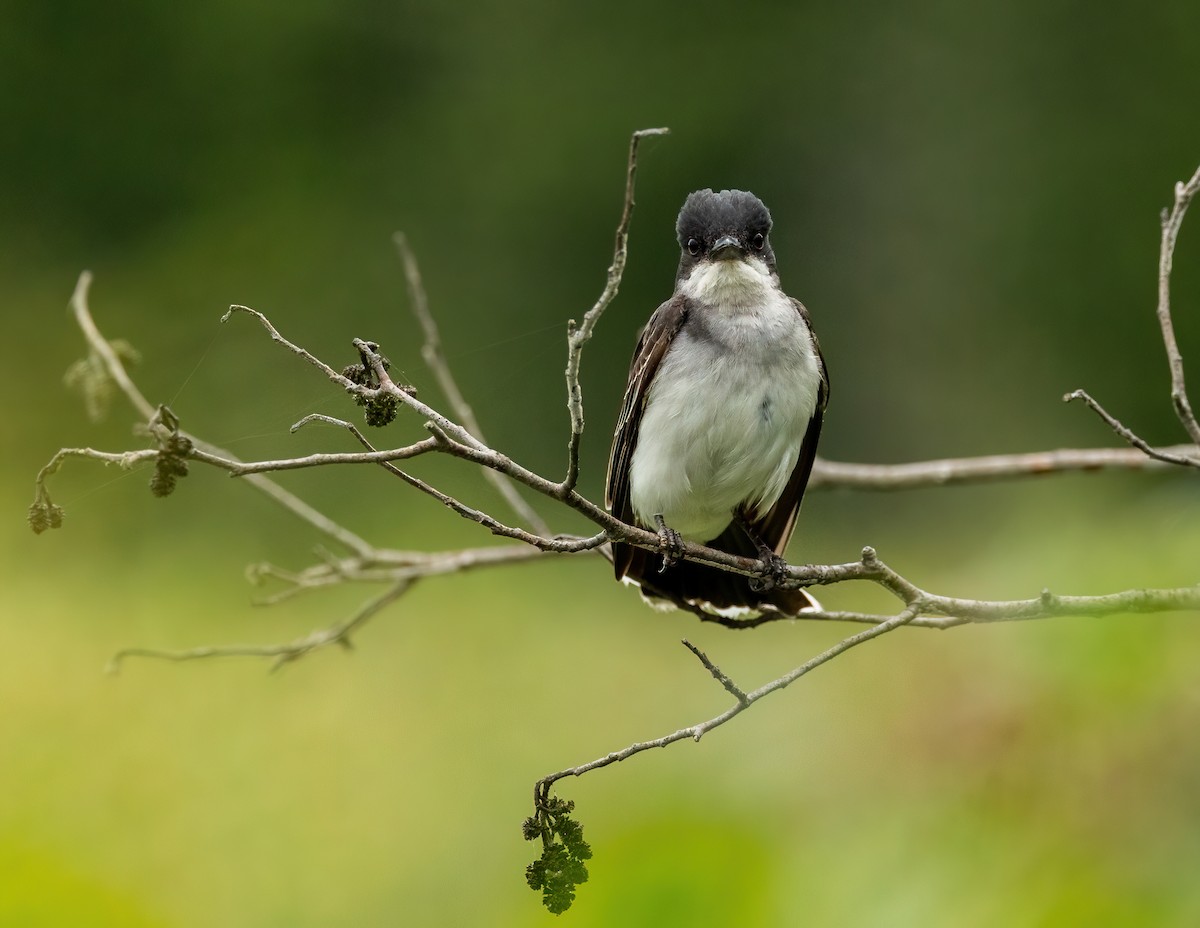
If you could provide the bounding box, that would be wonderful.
[710,234,744,260]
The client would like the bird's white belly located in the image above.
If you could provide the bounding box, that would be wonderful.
[628,306,820,542]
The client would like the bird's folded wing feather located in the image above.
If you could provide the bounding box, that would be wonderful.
[605,295,689,578]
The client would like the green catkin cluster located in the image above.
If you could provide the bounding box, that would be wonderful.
[523,796,592,915]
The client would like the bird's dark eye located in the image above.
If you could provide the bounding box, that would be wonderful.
[686,238,702,257]
[751,232,766,251]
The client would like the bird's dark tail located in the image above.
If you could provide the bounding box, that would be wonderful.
[613,522,818,618]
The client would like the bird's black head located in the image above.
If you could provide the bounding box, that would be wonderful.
[675,189,775,281]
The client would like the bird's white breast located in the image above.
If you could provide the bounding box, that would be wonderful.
[628,259,821,541]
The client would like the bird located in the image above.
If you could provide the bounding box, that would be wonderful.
[605,188,828,618]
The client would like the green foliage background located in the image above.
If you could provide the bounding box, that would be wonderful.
[5,1,1200,924]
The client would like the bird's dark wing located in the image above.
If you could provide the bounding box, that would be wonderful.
[743,299,829,556]
[605,294,689,580]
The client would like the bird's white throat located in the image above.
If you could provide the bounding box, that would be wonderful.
[679,254,776,310]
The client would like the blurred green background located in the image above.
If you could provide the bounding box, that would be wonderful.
[5,1,1200,924]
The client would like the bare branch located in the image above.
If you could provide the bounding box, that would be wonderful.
[222,303,357,385]
[394,232,553,537]
[69,272,156,421]
[531,564,1200,798]
[107,578,414,673]
[219,305,489,458]
[1158,163,1200,445]
[245,543,559,606]
[559,127,669,495]
[279,542,549,580]
[681,639,748,704]
[918,582,1200,625]
[37,446,160,481]
[809,443,1198,489]
[317,413,607,554]
[535,606,920,799]
[1063,389,1200,467]
[191,439,442,476]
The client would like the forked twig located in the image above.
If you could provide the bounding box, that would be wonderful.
[1157,164,1200,445]
[560,127,669,494]
[1065,164,1200,462]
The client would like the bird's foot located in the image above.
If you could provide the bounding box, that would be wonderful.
[653,514,684,572]
[735,521,789,593]
[748,550,790,593]
[734,511,792,590]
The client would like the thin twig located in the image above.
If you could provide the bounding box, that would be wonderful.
[1158,163,1200,445]
[106,577,414,673]
[69,272,155,421]
[559,127,669,495]
[536,606,920,798]
[308,413,607,554]
[681,639,748,703]
[193,440,442,475]
[1063,390,1199,467]
[36,446,160,484]
[532,568,1200,802]
[245,542,554,606]
[394,232,553,537]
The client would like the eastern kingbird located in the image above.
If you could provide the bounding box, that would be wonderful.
[605,189,828,618]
